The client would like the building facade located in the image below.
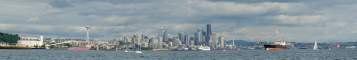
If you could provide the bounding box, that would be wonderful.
[17,36,44,48]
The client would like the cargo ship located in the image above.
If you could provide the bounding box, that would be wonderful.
[264,41,288,51]
[264,29,289,52]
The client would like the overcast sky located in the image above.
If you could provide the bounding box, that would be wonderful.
[1,0,357,42]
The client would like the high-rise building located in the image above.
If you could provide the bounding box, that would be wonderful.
[148,38,154,48]
[190,37,195,46]
[132,34,139,48]
[162,30,168,42]
[205,24,212,46]
[157,37,162,49]
[219,36,225,49]
[141,34,149,47]
[202,31,206,45]
[194,30,202,45]
[210,32,217,49]
[178,32,184,44]
[184,34,189,46]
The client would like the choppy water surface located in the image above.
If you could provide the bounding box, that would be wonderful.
[0,49,356,60]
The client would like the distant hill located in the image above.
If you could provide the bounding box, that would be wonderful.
[226,40,257,46]
[0,32,20,43]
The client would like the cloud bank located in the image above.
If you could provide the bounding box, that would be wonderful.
[1,0,357,42]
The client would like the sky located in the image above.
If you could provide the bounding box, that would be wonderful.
[0,0,357,42]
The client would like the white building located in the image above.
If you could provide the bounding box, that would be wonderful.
[17,36,44,48]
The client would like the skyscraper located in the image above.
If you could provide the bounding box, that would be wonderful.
[205,24,212,46]
[210,32,217,49]
[162,30,168,42]
[132,34,139,48]
[184,34,189,46]
[194,30,202,45]
[219,36,225,49]
[157,37,162,49]
[178,32,184,44]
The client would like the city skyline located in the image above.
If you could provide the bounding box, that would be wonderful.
[1,0,357,42]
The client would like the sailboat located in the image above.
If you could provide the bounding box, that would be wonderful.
[135,46,143,54]
[313,41,319,50]
[135,34,143,54]
[123,37,129,53]
[134,42,143,54]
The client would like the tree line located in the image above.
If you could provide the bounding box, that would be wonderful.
[0,32,20,43]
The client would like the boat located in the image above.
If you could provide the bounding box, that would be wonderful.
[198,46,211,51]
[346,46,356,49]
[123,37,130,53]
[124,50,129,53]
[135,51,143,54]
[135,36,143,54]
[153,49,169,51]
[264,29,288,52]
[336,43,341,48]
[134,46,143,54]
[184,48,189,50]
[264,41,288,51]
[313,41,318,50]
[174,45,190,51]
[135,45,143,54]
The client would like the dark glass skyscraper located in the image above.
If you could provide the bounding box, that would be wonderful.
[194,31,201,45]
[205,24,212,46]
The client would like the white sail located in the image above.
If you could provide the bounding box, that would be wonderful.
[313,41,318,50]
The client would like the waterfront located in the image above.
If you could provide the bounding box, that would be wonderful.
[0,49,356,60]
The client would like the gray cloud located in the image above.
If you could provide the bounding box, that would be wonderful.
[1,0,357,42]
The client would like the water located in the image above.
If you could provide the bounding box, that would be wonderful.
[0,49,356,60]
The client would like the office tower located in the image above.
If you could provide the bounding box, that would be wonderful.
[219,36,225,49]
[178,32,184,44]
[140,34,144,46]
[162,30,168,42]
[190,37,195,46]
[210,32,217,49]
[205,24,212,46]
[194,31,202,45]
[157,37,162,49]
[141,34,150,47]
[148,38,154,48]
[202,31,206,46]
[184,34,189,46]
[132,34,139,48]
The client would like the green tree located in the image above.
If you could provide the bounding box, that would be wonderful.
[0,32,20,43]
